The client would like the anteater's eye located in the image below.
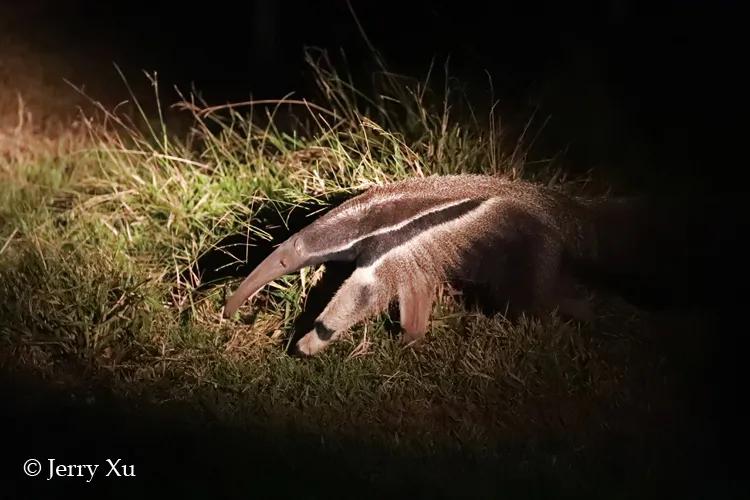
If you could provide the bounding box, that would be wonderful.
[280,258,287,268]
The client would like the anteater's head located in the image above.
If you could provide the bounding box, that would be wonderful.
[221,204,364,318]
[223,234,310,318]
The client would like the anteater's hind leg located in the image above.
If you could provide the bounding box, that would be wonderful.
[295,267,394,356]
[398,281,436,345]
[531,239,594,322]
[553,280,594,322]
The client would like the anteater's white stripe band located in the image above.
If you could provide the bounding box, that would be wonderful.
[355,197,498,274]
[307,197,475,258]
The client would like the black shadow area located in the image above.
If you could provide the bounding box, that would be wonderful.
[0,369,742,500]
[180,192,355,292]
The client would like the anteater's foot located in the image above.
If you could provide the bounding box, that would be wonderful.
[295,330,330,356]
[556,297,595,323]
[400,330,426,347]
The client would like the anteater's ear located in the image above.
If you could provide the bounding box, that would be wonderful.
[293,236,304,254]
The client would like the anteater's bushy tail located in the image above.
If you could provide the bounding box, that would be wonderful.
[577,194,744,311]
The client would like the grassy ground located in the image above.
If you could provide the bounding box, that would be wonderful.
[0,52,737,498]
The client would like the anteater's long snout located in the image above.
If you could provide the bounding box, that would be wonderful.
[223,239,307,318]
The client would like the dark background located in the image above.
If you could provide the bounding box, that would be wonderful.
[9,0,747,193]
[2,1,747,497]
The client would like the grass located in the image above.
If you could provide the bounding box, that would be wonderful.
[0,49,717,496]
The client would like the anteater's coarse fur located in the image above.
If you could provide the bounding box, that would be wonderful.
[223,174,738,356]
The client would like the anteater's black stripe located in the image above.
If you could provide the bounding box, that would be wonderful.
[356,198,486,266]
[314,321,335,341]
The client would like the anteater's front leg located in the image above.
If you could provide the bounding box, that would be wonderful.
[398,282,436,345]
[296,267,394,356]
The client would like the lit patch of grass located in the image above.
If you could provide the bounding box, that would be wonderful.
[0,50,638,451]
